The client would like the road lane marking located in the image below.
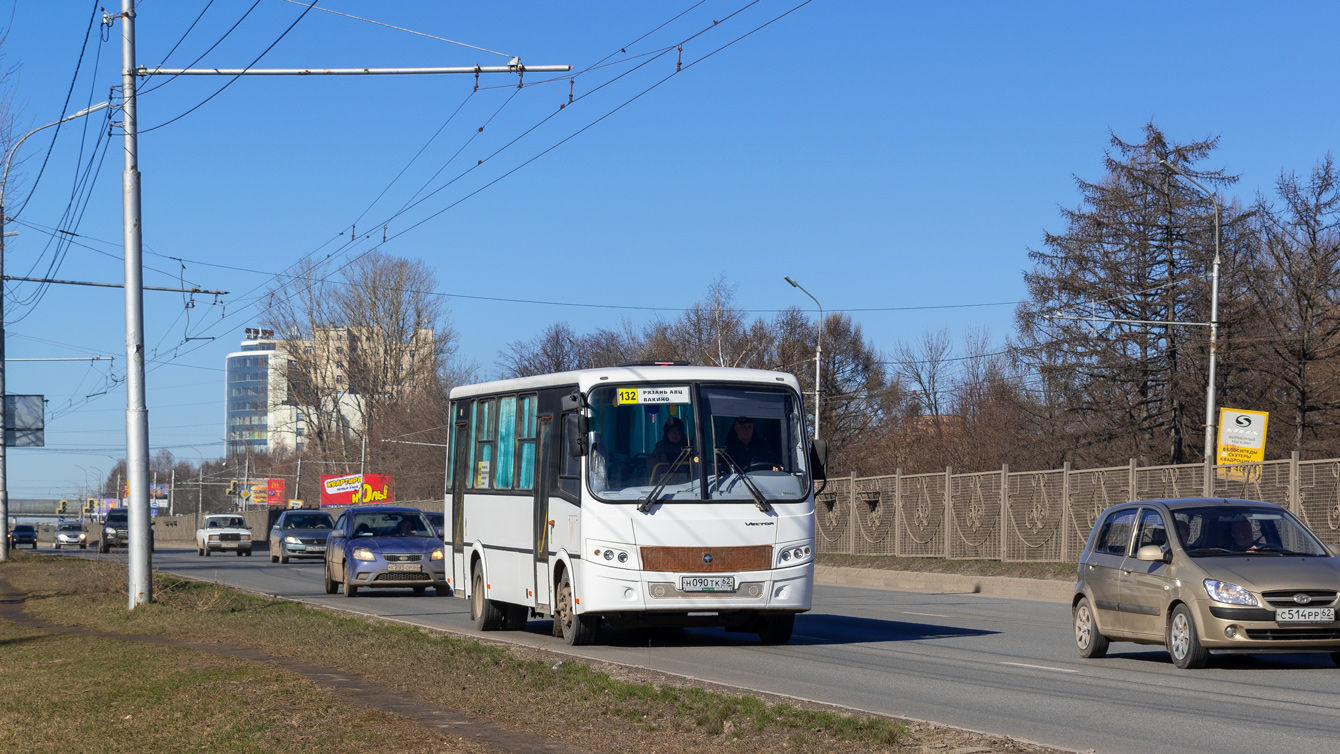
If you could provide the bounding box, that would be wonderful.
[903,611,955,618]
[999,661,1078,673]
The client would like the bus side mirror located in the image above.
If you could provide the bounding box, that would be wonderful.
[565,413,588,458]
[810,439,829,481]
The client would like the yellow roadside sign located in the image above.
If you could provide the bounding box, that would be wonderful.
[1217,408,1269,480]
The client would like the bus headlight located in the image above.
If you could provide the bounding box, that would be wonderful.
[776,541,814,568]
[587,540,638,569]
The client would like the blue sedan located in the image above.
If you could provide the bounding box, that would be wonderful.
[323,506,448,597]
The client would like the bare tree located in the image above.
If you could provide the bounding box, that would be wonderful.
[1242,156,1340,453]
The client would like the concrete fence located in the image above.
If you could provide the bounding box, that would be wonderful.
[816,452,1340,561]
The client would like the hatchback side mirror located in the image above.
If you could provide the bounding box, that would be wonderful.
[1135,544,1169,563]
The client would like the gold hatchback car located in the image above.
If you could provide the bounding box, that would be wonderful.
[1074,498,1340,669]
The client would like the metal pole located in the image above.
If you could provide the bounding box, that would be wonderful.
[196,466,203,531]
[169,468,175,517]
[784,276,823,439]
[1161,159,1221,469]
[120,0,152,608]
[360,434,367,477]
[0,100,110,562]
[243,457,250,512]
[295,457,302,507]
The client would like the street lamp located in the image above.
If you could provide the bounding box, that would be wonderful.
[0,100,111,562]
[783,276,823,440]
[1160,158,1221,470]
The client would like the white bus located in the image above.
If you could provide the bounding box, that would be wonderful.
[443,364,826,645]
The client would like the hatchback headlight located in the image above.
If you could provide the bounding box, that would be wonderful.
[284,536,301,544]
[352,547,375,562]
[1204,579,1259,606]
[430,548,444,561]
[79,533,87,540]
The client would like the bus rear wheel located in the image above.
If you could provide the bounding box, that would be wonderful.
[471,563,505,631]
[556,570,598,646]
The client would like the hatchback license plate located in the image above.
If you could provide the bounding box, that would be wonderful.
[387,563,421,573]
[680,576,735,592]
[1276,607,1335,623]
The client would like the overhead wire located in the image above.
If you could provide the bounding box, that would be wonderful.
[9,0,101,218]
[139,0,319,133]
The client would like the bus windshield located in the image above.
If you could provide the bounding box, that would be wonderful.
[586,383,810,503]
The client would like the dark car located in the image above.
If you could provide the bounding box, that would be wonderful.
[424,511,445,539]
[7,524,37,549]
[100,509,154,553]
[269,510,335,563]
[323,506,448,597]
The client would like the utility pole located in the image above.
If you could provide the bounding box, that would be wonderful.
[242,457,250,513]
[295,457,302,508]
[169,468,175,517]
[195,466,203,531]
[0,100,110,562]
[119,0,152,609]
[360,434,367,478]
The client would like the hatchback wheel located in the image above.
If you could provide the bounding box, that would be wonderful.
[343,564,359,597]
[323,559,338,595]
[1073,597,1109,658]
[1168,604,1209,669]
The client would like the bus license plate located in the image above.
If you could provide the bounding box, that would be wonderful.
[387,563,421,573]
[1276,607,1334,623]
[681,576,735,592]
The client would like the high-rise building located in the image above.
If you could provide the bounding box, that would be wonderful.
[224,328,304,457]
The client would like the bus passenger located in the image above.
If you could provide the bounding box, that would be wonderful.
[648,417,689,473]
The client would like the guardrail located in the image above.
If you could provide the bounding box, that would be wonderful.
[817,452,1340,561]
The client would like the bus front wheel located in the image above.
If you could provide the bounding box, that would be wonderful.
[471,562,505,631]
[758,613,795,645]
[556,570,598,646]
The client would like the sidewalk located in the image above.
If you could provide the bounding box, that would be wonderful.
[814,565,1073,604]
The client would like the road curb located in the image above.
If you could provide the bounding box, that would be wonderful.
[815,565,1073,604]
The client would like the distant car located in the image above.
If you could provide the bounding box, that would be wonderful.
[54,523,87,550]
[323,506,448,597]
[7,524,37,549]
[195,514,253,556]
[99,509,154,553]
[424,511,445,539]
[269,510,335,563]
[1073,497,1340,669]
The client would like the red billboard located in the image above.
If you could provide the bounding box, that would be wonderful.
[266,478,286,506]
[320,473,394,507]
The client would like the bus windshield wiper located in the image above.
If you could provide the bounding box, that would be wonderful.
[716,448,772,513]
[639,445,692,513]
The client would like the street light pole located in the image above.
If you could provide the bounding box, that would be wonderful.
[783,276,823,440]
[0,99,110,562]
[1160,159,1222,475]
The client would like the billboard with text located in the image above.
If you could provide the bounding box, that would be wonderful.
[320,473,394,507]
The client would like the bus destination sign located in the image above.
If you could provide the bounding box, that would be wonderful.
[616,386,690,405]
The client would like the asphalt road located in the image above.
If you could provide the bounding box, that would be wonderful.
[46,545,1340,754]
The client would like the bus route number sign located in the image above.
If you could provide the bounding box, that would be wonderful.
[617,386,690,405]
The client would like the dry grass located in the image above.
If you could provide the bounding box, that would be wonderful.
[817,553,1077,581]
[3,552,1064,753]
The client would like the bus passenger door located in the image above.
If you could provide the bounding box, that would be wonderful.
[450,407,470,594]
[533,415,553,611]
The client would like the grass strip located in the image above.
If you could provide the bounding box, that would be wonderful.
[817,554,1077,581]
[4,553,915,753]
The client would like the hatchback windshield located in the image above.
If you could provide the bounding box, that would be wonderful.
[586,383,809,503]
[59,524,82,532]
[351,511,432,538]
[1174,506,1329,557]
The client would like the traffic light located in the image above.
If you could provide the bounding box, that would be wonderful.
[85,498,96,515]
[58,499,68,515]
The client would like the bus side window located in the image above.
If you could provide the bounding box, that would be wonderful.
[556,411,581,499]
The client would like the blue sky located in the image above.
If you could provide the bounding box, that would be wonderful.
[3,1,1337,498]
